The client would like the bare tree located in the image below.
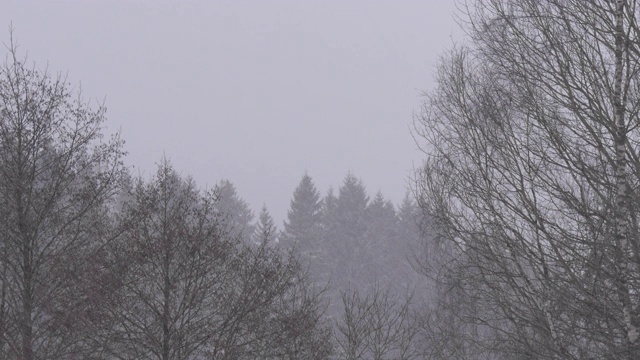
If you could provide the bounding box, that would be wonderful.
[100,161,333,359]
[335,285,419,360]
[414,0,640,358]
[0,38,126,359]
[100,161,234,359]
[210,241,333,360]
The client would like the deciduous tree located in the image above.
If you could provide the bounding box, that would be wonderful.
[103,161,232,359]
[0,40,126,359]
[415,0,640,357]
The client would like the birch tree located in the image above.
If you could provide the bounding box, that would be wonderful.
[415,0,640,357]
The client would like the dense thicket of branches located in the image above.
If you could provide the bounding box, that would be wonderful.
[0,41,127,359]
[0,44,334,359]
[415,0,640,358]
[0,40,424,356]
[17,0,640,355]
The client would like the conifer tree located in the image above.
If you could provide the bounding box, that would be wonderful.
[320,187,338,243]
[361,191,398,287]
[215,179,254,243]
[333,173,369,242]
[281,173,322,256]
[319,174,370,314]
[254,204,277,245]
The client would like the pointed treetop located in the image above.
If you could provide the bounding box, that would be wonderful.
[254,204,277,245]
[398,189,419,224]
[368,191,396,221]
[337,173,369,215]
[280,173,323,250]
[214,179,254,242]
[284,173,322,228]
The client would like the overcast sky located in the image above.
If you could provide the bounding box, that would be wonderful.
[2,1,462,224]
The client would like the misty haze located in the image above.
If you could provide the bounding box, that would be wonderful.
[1,0,640,359]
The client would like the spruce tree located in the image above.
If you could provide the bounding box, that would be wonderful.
[361,191,398,287]
[280,173,322,255]
[214,179,254,243]
[322,173,370,310]
[333,173,369,242]
[253,204,277,245]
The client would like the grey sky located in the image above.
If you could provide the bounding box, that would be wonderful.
[2,1,461,224]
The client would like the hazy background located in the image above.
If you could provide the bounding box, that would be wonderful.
[2,1,461,223]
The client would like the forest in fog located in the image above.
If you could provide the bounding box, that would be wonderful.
[5,0,640,359]
[0,39,428,359]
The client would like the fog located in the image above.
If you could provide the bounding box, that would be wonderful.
[3,2,639,359]
[2,1,460,223]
